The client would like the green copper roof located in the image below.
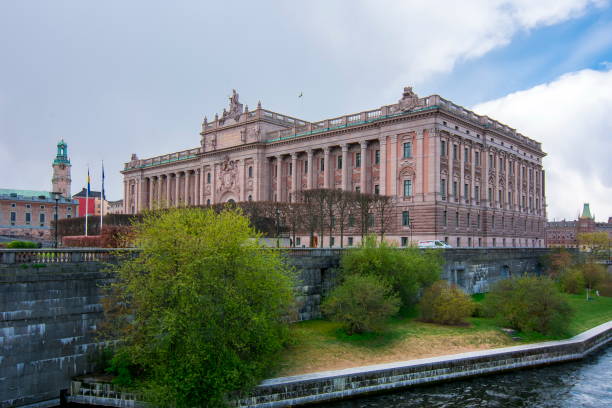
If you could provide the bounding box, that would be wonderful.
[580,203,593,219]
[54,139,70,165]
[0,188,52,198]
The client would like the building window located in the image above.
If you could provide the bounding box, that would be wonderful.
[330,237,335,247]
[468,237,472,247]
[40,205,45,209]
[453,144,458,160]
[403,142,412,158]
[440,179,446,200]
[403,180,412,197]
[337,155,342,169]
[66,214,71,219]
[207,173,211,184]
[26,204,31,209]
[289,162,292,176]
[499,157,503,170]
[374,184,380,195]
[206,199,211,205]
[475,152,480,166]
[296,237,301,247]
[348,237,354,246]
[478,237,482,247]
[402,211,410,226]
[248,195,252,201]
[401,237,408,247]
[375,150,380,164]
[443,210,447,226]
[456,237,460,247]
[348,215,355,227]
[492,214,495,229]
[304,160,308,174]
[320,158,325,171]
[441,140,446,157]
[67,206,72,211]
[464,147,469,161]
[444,236,449,244]
[355,186,361,193]
[39,213,45,226]
[492,238,497,247]
[503,238,506,247]
[452,181,458,198]
[455,211,459,226]
[355,152,361,168]
[467,213,471,227]
[488,188,492,204]
[464,183,468,200]
[477,214,481,227]
[25,213,31,225]
[248,166,253,178]
[367,213,374,227]
[475,186,479,201]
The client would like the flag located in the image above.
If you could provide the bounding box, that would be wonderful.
[87,168,91,196]
[101,162,105,200]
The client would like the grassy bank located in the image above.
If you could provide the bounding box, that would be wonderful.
[276,293,612,377]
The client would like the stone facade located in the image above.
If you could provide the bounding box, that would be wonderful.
[122,88,547,247]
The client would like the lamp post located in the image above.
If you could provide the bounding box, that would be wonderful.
[409,220,413,247]
[275,207,280,248]
[52,192,61,249]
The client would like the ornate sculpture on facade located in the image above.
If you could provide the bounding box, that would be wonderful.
[217,156,239,195]
[397,86,421,111]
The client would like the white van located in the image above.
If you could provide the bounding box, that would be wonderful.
[418,240,452,249]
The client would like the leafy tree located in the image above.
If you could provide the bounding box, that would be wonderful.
[340,235,442,307]
[419,281,475,325]
[483,276,572,336]
[582,262,607,298]
[577,232,610,260]
[321,274,400,334]
[104,207,295,407]
[546,248,574,278]
[559,267,585,294]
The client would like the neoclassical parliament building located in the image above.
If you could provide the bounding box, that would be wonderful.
[122,88,547,248]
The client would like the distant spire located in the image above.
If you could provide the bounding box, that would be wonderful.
[580,203,593,219]
[257,100,262,109]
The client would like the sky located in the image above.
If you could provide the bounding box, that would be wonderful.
[0,0,611,221]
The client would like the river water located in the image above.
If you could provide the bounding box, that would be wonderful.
[318,345,612,408]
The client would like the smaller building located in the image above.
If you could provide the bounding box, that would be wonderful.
[107,199,124,214]
[546,203,612,248]
[72,188,104,217]
[0,189,77,241]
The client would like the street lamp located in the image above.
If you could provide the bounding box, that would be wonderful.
[409,221,413,247]
[51,192,61,249]
[275,207,280,248]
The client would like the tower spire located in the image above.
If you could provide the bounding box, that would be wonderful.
[52,140,72,197]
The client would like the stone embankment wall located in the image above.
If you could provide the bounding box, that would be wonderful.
[0,247,550,407]
[0,263,112,408]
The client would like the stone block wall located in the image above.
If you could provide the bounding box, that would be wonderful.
[0,264,112,408]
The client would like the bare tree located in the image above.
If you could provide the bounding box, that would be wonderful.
[335,190,354,248]
[323,189,341,247]
[372,195,395,241]
[353,192,376,240]
[299,190,320,247]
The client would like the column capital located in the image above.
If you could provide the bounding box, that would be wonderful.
[360,140,368,149]
[323,146,331,154]
[341,144,349,152]
[379,136,387,145]
[291,152,298,159]
[389,134,398,143]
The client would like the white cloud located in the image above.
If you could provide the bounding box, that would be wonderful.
[473,68,612,221]
[286,0,606,91]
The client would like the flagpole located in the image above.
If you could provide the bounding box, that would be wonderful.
[85,167,90,237]
[100,161,104,233]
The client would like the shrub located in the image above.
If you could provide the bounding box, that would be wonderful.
[62,235,103,247]
[559,267,585,294]
[340,235,442,307]
[321,274,400,334]
[483,276,572,336]
[6,240,39,248]
[582,262,607,293]
[419,280,475,325]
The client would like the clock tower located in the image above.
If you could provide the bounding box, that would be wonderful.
[51,140,72,197]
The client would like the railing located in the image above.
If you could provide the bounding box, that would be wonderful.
[124,147,201,170]
[0,248,139,265]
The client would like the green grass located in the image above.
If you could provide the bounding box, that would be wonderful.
[564,293,612,335]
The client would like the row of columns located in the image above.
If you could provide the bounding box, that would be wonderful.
[268,139,374,202]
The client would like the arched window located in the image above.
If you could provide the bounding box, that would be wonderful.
[248,166,253,178]
[248,195,252,201]
[207,173,211,184]
[206,199,211,206]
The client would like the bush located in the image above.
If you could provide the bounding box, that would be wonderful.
[340,235,442,307]
[559,267,585,294]
[62,235,103,247]
[419,281,475,325]
[483,276,572,336]
[6,240,39,248]
[322,274,400,334]
[582,262,607,292]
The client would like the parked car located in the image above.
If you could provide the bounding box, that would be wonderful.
[417,240,452,249]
